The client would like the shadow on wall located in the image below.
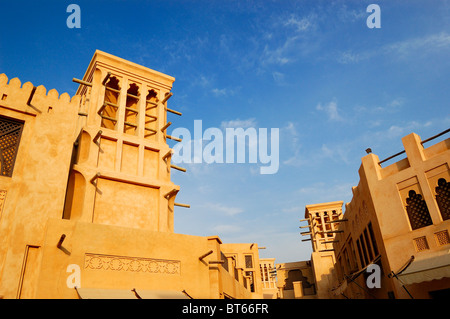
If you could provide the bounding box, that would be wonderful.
[285,269,316,295]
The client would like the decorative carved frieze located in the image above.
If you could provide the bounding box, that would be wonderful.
[84,253,180,275]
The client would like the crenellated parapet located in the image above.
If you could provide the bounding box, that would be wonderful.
[0,72,86,299]
[0,73,81,118]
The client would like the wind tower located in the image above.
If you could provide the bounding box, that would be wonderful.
[65,50,188,232]
[301,201,344,298]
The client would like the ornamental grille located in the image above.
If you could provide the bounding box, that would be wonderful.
[413,236,429,252]
[0,117,24,177]
[406,190,433,230]
[435,178,450,221]
[435,230,450,246]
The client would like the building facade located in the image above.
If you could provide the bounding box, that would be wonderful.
[300,130,450,299]
[0,50,262,299]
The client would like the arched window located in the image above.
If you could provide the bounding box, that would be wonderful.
[405,190,433,230]
[435,178,450,221]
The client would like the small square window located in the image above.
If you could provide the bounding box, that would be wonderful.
[435,230,450,246]
[413,236,429,252]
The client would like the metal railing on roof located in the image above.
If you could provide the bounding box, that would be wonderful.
[377,128,450,166]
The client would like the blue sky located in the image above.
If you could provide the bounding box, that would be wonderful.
[1,1,449,263]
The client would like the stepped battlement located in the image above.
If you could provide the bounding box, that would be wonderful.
[0,73,80,116]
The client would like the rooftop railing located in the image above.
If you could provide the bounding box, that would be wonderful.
[377,128,450,166]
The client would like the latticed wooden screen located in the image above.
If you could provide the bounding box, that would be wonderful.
[405,190,433,230]
[435,178,450,221]
[0,117,24,177]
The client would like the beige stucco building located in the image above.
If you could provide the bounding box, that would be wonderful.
[300,130,450,299]
[0,50,263,299]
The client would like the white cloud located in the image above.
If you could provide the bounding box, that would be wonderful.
[336,32,450,64]
[281,120,355,168]
[316,100,343,121]
[261,40,296,66]
[259,13,318,67]
[211,87,238,97]
[282,155,306,167]
[195,75,211,88]
[388,98,405,108]
[320,143,351,164]
[272,71,285,84]
[336,4,366,22]
[358,118,447,149]
[283,14,316,32]
[321,144,333,158]
[353,97,405,117]
[336,51,366,64]
[283,139,352,167]
[386,32,450,57]
[284,121,297,136]
[211,88,228,96]
[281,122,304,167]
[382,120,434,139]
